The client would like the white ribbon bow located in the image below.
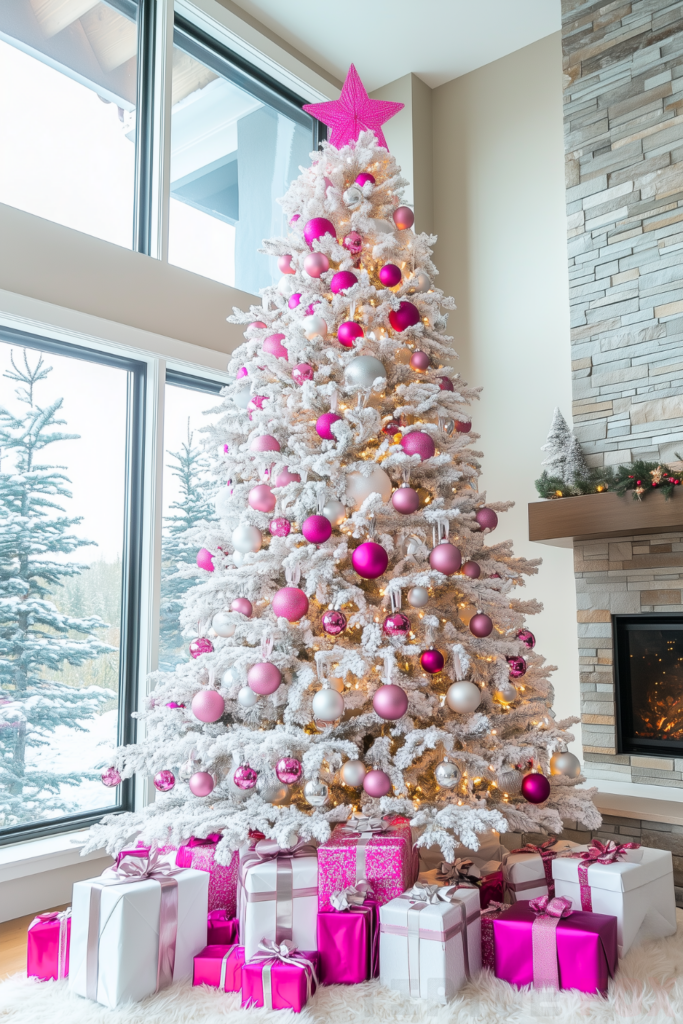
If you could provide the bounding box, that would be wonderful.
[329,881,373,912]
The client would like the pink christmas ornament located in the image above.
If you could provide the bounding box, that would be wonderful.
[475,507,498,531]
[303,217,336,248]
[389,301,420,332]
[278,253,295,274]
[439,376,454,391]
[303,64,404,150]
[275,757,302,785]
[190,637,214,658]
[236,366,248,379]
[165,701,184,709]
[153,769,175,792]
[337,321,364,347]
[302,514,332,544]
[289,214,300,225]
[456,419,472,433]
[379,263,402,288]
[330,270,357,294]
[342,231,363,255]
[250,434,280,453]
[517,628,536,649]
[462,560,481,579]
[470,613,493,638]
[231,598,253,617]
[521,772,550,804]
[269,517,291,537]
[355,172,376,186]
[304,252,330,278]
[263,334,288,360]
[272,586,309,621]
[321,609,347,635]
[233,765,257,790]
[316,412,342,440]
[392,486,420,515]
[400,431,435,461]
[393,206,415,230]
[248,484,276,513]
[429,542,462,575]
[247,394,268,418]
[274,467,301,487]
[248,321,267,331]
[196,548,215,572]
[373,683,408,720]
[382,612,410,637]
[352,541,388,580]
[420,649,444,674]
[409,350,430,372]
[288,293,301,308]
[292,363,314,385]
[189,772,215,797]
[101,766,121,788]
[248,662,282,694]
[191,689,225,723]
[507,655,527,679]
[363,769,392,797]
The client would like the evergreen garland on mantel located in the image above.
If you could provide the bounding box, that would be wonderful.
[536,459,683,502]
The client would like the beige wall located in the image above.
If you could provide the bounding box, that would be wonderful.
[432,33,581,752]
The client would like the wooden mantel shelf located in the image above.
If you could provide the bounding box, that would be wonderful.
[528,489,683,547]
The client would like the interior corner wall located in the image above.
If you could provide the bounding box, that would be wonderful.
[432,32,582,753]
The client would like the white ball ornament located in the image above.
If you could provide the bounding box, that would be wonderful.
[277,275,296,297]
[322,499,347,527]
[212,612,235,638]
[215,488,233,518]
[342,185,363,208]
[407,586,429,608]
[446,681,482,713]
[497,768,523,795]
[233,551,245,566]
[341,759,367,787]
[234,385,252,410]
[232,524,262,554]
[304,779,329,807]
[435,759,461,789]
[302,314,327,340]
[550,750,581,779]
[312,687,344,722]
[369,218,394,235]
[237,686,259,708]
[346,466,392,508]
[344,356,387,389]
[407,271,432,294]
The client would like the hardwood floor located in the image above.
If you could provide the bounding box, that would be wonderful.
[0,905,68,979]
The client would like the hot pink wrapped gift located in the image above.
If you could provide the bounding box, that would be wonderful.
[318,815,416,910]
[27,908,71,981]
[493,896,618,995]
[317,883,379,985]
[207,909,239,945]
[193,944,244,992]
[241,942,318,1012]
[176,834,239,915]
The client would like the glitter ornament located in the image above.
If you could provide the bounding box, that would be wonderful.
[248,484,276,513]
[192,689,225,722]
[494,681,517,705]
[337,321,363,347]
[316,413,342,441]
[304,779,329,806]
[475,507,498,531]
[322,609,347,635]
[407,586,429,608]
[469,612,493,637]
[269,517,291,537]
[232,525,262,553]
[363,769,391,797]
[342,231,363,255]
[507,655,527,678]
[292,363,314,385]
[389,301,420,332]
[521,772,550,804]
[247,662,281,695]
[407,271,432,293]
[331,271,357,295]
[456,419,472,432]
[101,767,121,788]
[462,561,481,579]
[379,264,402,288]
[233,765,258,790]
[346,467,392,507]
[154,769,175,792]
[497,768,523,795]
[420,649,444,674]
[373,683,408,720]
[429,542,462,575]
[302,514,332,544]
[212,611,235,638]
[393,206,414,230]
[517,628,536,649]
[272,586,309,621]
[263,334,288,359]
[274,467,301,487]
[304,252,329,277]
[322,499,346,526]
[446,681,481,713]
[344,355,386,388]
[189,772,215,797]
[392,485,420,515]
[303,314,328,339]
[382,612,410,637]
[196,548,214,571]
[231,597,253,617]
[341,759,366,787]
[303,217,336,248]
[276,757,303,785]
[237,686,258,708]
[401,431,435,461]
[550,751,581,778]
[439,376,454,391]
[303,63,404,150]
[312,687,344,722]
[278,253,295,274]
[190,637,214,658]
[250,434,280,453]
[409,350,430,371]
[435,759,460,789]
[352,540,388,579]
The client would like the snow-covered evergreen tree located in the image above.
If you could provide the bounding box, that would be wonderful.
[541,407,589,485]
[564,431,591,486]
[0,350,112,827]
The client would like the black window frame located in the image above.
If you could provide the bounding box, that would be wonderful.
[0,327,147,846]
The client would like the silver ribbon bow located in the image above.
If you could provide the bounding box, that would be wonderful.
[437,858,482,884]
[329,880,373,912]
[248,939,318,1011]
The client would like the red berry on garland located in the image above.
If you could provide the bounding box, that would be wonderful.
[521,772,550,804]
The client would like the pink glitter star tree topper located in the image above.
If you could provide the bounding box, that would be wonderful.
[303,64,404,151]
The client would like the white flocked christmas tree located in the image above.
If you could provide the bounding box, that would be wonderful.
[86,66,600,865]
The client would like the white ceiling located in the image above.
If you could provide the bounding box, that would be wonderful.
[225,0,562,91]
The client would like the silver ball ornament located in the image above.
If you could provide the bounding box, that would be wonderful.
[341,759,366,787]
[344,356,387,389]
[304,779,329,807]
[178,758,198,782]
[407,271,432,294]
[232,524,262,554]
[257,777,289,804]
[497,768,523,795]
[446,681,481,713]
[212,611,235,638]
[237,685,259,708]
[234,384,252,410]
[345,467,392,508]
[277,275,296,297]
[322,499,347,527]
[549,751,581,779]
[435,759,461,789]
[312,687,344,722]
[407,586,429,608]
[493,682,517,705]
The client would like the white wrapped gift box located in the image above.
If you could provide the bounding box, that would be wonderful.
[379,884,481,1003]
[69,859,208,1009]
[502,840,577,902]
[552,844,676,957]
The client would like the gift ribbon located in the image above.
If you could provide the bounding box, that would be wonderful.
[239,838,316,944]
[219,945,239,991]
[329,880,374,912]
[185,833,222,847]
[503,840,560,900]
[29,908,71,980]
[436,858,482,884]
[569,839,641,911]
[529,895,573,990]
[248,939,318,1010]
[339,815,395,882]
[85,848,183,1001]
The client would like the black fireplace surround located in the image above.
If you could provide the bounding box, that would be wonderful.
[615,614,683,757]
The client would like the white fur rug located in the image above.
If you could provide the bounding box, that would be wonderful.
[3,910,683,1024]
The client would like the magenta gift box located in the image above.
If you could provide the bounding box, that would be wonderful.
[27,912,71,981]
[176,838,239,915]
[479,870,504,909]
[241,951,318,1012]
[318,822,415,910]
[493,900,618,995]
[207,910,239,945]
[192,944,245,992]
[317,900,379,985]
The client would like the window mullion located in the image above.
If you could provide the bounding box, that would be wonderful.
[133,0,157,255]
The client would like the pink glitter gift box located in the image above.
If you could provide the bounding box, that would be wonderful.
[317,815,416,910]
[242,944,318,1012]
[27,909,71,981]
[176,834,239,915]
[193,944,245,992]
[480,901,510,970]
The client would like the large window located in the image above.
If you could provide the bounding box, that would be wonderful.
[0,329,145,843]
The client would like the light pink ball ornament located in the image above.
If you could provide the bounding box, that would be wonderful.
[330,271,357,294]
[250,434,281,453]
[352,541,388,580]
[363,769,392,797]
[247,662,282,695]
[272,586,309,621]
[400,431,435,461]
[470,612,493,638]
[316,412,342,440]
[263,334,288,360]
[189,772,215,797]
[101,767,121,787]
[343,231,363,255]
[233,765,257,790]
[248,320,267,331]
[269,517,291,537]
[274,467,301,487]
[462,560,481,579]
[248,484,276,513]
[429,542,462,576]
[475,507,498,531]
[276,757,302,785]
[278,254,295,274]
[382,612,410,638]
[191,689,225,723]
[393,206,415,230]
[288,293,301,308]
[189,637,214,658]
[196,548,214,572]
[302,514,332,544]
[379,264,402,288]
[231,598,253,617]
[304,217,336,248]
[439,376,454,391]
[410,350,430,372]
[154,770,175,792]
[355,172,375,186]
[304,252,330,278]
[337,321,364,347]
[292,363,314,385]
[392,486,420,515]
[389,301,421,332]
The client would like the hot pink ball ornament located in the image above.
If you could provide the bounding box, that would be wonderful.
[337,321,364,347]
[304,217,336,248]
[272,587,309,621]
[269,518,291,537]
[475,507,498,531]
[236,366,248,379]
[101,766,121,788]
[189,772,215,797]
[507,655,527,678]
[517,628,536,649]
[343,231,363,255]
[389,301,420,332]
[470,612,493,638]
[247,395,268,418]
[153,769,175,792]
[321,609,347,635]
[420,649,444,674]
[289,213,300,225]
[363,769,392,797]
[275,757,302,785]
[439,376,454,391]
[379,264,402,288]
[248,662,282,694]
[429,542,462,575]
[521,772,550,804]
[330,270,357,294]
[393,206,415,230]
[248,484,276,513]
[292,363,314,385]
[190,637,214,658]
[456,419,472,433]
[352,541,388,580]
[251,434,280,453]
[278,253,295,274]
[355,172,375,186]
[400,431,435,461]
[462,560,481,579]
[231,597,253,617]
[196,548,214,572]
[263,334,288,359]
[274,467,301,487]
[302,514,332,544]
[288,293,302,308]
[165,701,184,709]
[191,689,225,722]
[391,486,420,515]
[316,412,342,440]
[248,321,267,331]
[382,612,410,638]
[410,350,430,372]
[304,252,329,278]
[373,683,408,720]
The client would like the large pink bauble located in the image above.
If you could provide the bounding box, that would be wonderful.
[248,662,282,694]
[236,366,248,379]
[248,320,267,331]
[382,612,410,637]
[352,541,388,580]
[278,253,295,274]
[269,517,291,537]
[470,613,493,638]
[190,637,214,658]
[274,467,301,487]
[373,683,408,720]
[392,486,420,515]
[191,689,225,722]
[288,293,301,308]
[231,597,253,617]
[462,560,481,579]
[153,769,175,792]
[337,321,364,347]
[389,301,420,332]
[321,609,347,635]
[189,772,215,797]
[304,252,329,278]
[101,766,121,787]
[475,507,498,531]
[429,542,462,575]
[393,206,415,230]
[292,363,314,385]
[251,434,281,453]
[517,628,536,649]
[196,547,214,572]
[456,419,472,433]
[410,350,430,371]
[379,264,402,288]
[420,649,444,674]
[363,769,392,797]
[275,757,302,785]
[401,431,435,461]
[304,217,336,248]
[521,772,550,804]
[248,484,276,513]
[355,172,375,186]
[316,412,342,440]
[439,376,454,391]
[272,587,309,621]
[330,270,357,294]
[343,231,363,255]
[263,334,288,359]
[302,514,332,544]
[507,655,527,678]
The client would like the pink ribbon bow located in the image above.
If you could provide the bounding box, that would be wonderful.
[570,838,640,911]
[185,833,222,847]
[529,895,572,990]
[529,895,573,918]
[248,939,318,1010]
[481,901,511,916]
